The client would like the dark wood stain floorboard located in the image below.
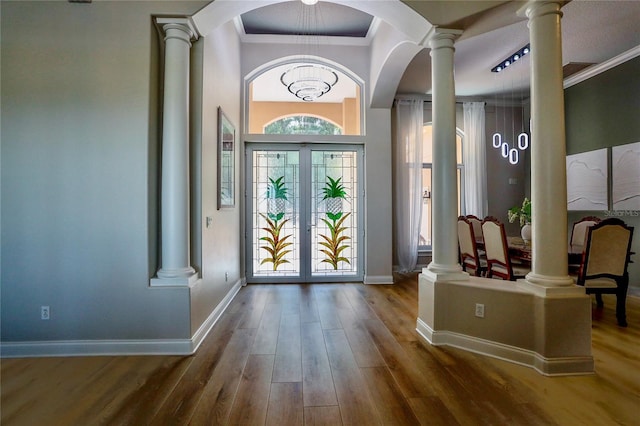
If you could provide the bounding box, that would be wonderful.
[2,274,640,425]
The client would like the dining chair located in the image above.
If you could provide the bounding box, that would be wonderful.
[575,218,634,327]
[457,216,487,277]
[570,216,601,254]
[481,217,531,281]
[466,215,484,245]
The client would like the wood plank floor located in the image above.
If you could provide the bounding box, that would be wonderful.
[2,274,639,425]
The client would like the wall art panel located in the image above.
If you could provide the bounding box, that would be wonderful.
[566,148,608,211]
[612,141,640,210]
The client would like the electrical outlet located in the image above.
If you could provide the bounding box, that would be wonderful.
[41,306,50,320]
[475,303,485,318]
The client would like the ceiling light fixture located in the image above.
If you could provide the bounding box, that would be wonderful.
[300,0,319,5]
[491,43,530,165]
[281,64,338,102]
[491,44,530,73]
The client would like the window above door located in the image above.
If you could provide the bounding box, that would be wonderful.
[247,60,363,136]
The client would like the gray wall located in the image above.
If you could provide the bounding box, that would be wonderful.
[484,104,529,237]
[190,21,243,334]
[565,56,640,288]
[1,1,210,342]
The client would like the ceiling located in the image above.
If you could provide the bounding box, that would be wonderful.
[239,0,640,102]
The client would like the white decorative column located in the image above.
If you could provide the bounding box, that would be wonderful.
[424,28,465,281]
[152,18,198,287]
[518,1,576,295]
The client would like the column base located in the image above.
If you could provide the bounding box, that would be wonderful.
[151,267,199,287]
[517,272,584,297]
[422,262,468,282]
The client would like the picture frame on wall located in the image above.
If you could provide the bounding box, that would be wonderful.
[217,107,235,209]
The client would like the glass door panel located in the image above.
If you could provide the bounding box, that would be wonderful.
[247,144,362,283]
[311,150,359,278]
[251,150,300,278]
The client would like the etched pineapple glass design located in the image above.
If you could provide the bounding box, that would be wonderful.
[322,176,345,216]
[266,176,288,220]
[319,176,351,270]
[260,176,293,271]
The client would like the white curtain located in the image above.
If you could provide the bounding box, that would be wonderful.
[463,102,488,217]
[394,99,423,273]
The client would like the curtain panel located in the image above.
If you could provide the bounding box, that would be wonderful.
[394,100,424,273]
[463,102,488,217]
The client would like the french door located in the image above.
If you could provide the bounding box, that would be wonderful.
[246,143,364,283]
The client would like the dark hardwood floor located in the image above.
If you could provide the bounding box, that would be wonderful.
[2,273,639,425]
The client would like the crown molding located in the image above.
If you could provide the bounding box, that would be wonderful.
[564,45,640,89]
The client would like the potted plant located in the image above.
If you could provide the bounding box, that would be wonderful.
[508,197,532,242]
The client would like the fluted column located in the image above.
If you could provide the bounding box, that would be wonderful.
[424,28,465,280]
[152,18,198,287]
[518,1,576,294]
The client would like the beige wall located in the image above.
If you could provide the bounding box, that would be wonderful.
[418,276,594,375]
[248,96,360,135]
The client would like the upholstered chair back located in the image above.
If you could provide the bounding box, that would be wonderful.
[570,216,601,254]
[583,222,633,278]
[466,215,483,244]
[482,220,508,264]
[457,218,476,257]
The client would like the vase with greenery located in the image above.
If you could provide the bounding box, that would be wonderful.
[508,197,532,243]
[508,197,531,226]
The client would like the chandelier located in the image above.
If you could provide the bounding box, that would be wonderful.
[491,44,531,165]
[280,64,338,102]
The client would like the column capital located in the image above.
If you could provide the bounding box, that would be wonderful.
[155,17,199,43]
[424,27,463,50]
[517,0,568,20]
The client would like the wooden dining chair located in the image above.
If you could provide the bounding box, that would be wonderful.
[576,218,634,327]
[457,216,487,276]
[481,217,531,281]
[570,216,601,254]
[569,216,601,274]
[466,215,484,244]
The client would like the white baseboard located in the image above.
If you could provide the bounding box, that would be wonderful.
[0,279,243,359]
[190,279,242,353]
[416,318,594,376]
[363,275,394,285]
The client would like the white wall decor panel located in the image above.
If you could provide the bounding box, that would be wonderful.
[612,141,640,210]
[566,148,608,210]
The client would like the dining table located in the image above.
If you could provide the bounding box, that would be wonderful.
[477,236,582,265]
[506,236,532,262]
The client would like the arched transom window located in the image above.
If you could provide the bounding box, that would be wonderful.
[247,61,362,135]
